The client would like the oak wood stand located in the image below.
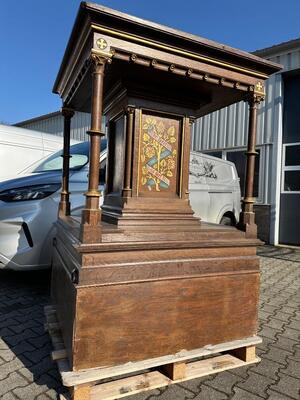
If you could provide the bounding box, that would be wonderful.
[49,3,281,399]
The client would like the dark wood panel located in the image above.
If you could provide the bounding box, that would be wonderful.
[51,248,76,366]
[79,260,258,286]
[82,246,257,266]
[73,273,259,370]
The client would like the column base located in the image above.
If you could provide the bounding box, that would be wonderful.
[237,211,257,239]
[58,201,70,218]
[80,209,102,243]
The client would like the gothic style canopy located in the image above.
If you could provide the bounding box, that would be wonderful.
[50,2,281,381]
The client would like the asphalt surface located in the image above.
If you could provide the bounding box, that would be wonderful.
[0,245,299,400]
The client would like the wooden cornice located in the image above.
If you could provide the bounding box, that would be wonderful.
[53,2,281,101]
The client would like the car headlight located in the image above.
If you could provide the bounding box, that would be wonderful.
[0,184,61,202]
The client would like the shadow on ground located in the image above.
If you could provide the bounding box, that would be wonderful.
[0,269,64,399]
[258,245,300,262]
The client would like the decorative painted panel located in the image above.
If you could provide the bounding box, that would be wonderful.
[139,112,181,196]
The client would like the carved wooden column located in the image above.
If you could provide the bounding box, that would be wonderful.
[238,88,264,238]
[122,106,135,198]
[80,53,111,243]
[58,106,74,217]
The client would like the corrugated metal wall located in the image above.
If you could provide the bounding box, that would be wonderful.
[192,46,300,152]
[191,45,300,209]
[19,111,91,141]
[268,48,300,71]
[192,72,284,150]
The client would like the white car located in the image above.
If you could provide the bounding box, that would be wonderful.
[0,142,240,270]
[0,124,79,181]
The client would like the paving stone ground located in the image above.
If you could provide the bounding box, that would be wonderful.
[0,245,299,400]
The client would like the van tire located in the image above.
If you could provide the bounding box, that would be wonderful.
[220,215,234,226]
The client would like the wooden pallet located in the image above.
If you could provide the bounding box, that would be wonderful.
[44,305,261,400]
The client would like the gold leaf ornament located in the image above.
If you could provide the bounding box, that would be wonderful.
[143,117,157,130]
[168,126,175,136]
[143,133,150,142]
[157,121,165,134]
[145,146,155,158]
[167,158,175,170]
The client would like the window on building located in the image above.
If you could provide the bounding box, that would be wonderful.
[226,150,260,198]
[284,171,300,191]
[283,75,300,144]
[285,144,300,166]
[282,143,300,193]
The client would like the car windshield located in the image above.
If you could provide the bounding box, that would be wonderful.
[34,140,107,173]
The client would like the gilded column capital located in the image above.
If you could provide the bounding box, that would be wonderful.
[90,49,114,72]
[247,81,265,105]
[125,105,135,115]
[61,106,75,119]
[188,116,196,125]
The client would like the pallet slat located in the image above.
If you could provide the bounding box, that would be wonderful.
[90,354,260,400]
[52,349,68,361]
[62,336,262,387]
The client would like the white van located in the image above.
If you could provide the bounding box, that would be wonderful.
[189,151,241,225]
[0,124,78,181]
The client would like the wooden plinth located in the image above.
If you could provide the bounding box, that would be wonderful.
[51,217,261,372]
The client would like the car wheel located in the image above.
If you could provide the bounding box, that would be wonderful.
[220,216,233,226]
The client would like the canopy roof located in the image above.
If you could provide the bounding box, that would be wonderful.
[53,2,282,117]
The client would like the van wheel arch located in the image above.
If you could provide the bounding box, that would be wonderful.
[220,212,236,226]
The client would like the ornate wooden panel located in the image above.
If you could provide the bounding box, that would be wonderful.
[138,111,181,196]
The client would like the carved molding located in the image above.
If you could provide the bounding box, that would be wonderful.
[112,49,253,94]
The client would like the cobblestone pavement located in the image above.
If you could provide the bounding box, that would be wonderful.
[0,246,299,400]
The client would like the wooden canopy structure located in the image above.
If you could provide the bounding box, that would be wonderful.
[50,2,281,393]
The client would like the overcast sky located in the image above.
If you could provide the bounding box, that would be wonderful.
[1,0,299,124]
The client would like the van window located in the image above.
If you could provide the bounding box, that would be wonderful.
[99,159,106,185]
[204,151,222,158]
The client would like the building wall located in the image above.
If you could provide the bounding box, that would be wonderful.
[192,44,300,244]
[16,111,91,141]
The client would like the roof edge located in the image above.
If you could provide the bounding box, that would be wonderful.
[53,2,281,96]
[253,37,300,57]
[14,111,61,127]
[84,2,281,71]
